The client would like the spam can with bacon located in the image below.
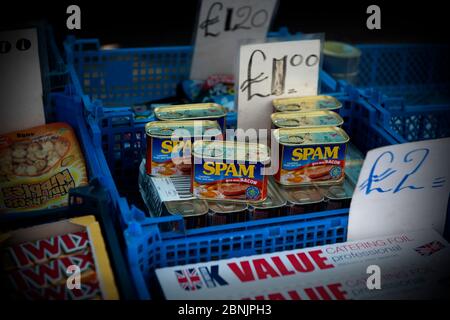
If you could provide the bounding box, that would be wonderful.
[273,95,342,113]
[192,141,270,203]
[145,120,222,177]
[271,111,343,129]
[154,103,227,131]
[274,127,349,186]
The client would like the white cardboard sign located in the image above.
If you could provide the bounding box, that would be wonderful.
[348,138,450,241]
[190,0,278,80]
[237,39,321,131]
[0,28,45,134]
[155,229,450,299]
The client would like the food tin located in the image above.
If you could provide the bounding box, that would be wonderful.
[192,140,270,203]
[249,179,287,219]
[278,184,325,215]
[154,103,227,132]
[145,120,222,176]
[318,175,355,210]
[207,201,248,226]
[273,95,342,113]
[273,127,350,186]
[271,110,344,129]
[164,199,209,229]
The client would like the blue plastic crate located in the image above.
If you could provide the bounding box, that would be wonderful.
[354,44,450,143]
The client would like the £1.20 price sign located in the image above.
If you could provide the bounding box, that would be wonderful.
[190,0,278,80]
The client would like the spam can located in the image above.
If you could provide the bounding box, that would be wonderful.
[250,179,287,219]
[145,120,222,176]
[274,127,350,186]
[154,103,227,132]
[207,201,248,226]
[273,95,342,113]
[271,111,343,129]
[192,141,270,203]
[318,175,355,210]
[164,199,209,229]
[278,184,325,215]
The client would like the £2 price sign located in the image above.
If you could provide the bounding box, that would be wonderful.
[190,0,278,80]
[237,39,321,131]
[348,138,450,241]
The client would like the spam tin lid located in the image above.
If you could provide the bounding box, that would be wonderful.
[154,103,227,121]
[271,110,344,129]
[274,126,349,146]
[207,201,248,214]
[273,95,342,112]
[317,176,355,200]
[278,184,324,205]
[145,120,222,138]
[192,140,271,164]
[165,199,209,217]
[251,180,287,209]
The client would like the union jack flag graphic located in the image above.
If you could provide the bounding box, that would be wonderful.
[414,241,445,256]
[175,268,203,291]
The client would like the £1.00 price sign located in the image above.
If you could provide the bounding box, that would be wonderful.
[237,39,321,131]
[190,0,278,80]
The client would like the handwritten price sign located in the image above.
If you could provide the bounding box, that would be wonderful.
[237,39,321,131]
[190,0,278,80]
[348,138,450,241]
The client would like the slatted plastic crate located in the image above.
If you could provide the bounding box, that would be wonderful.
[354,44,450,143]
[63,30,402,298]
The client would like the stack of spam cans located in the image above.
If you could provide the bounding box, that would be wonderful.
[141,98,361,229]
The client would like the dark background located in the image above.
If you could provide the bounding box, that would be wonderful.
[1,0,449,48]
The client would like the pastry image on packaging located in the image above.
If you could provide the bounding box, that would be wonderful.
[273,95,342,113]
[0,123,88,213]
[274,127,349,186]
[271,111,343,129]
[0,216,119,300]
[192,141,270,203]
[154,103,227,132]
[145,120,223,177]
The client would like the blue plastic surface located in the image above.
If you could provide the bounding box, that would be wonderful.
[354,44,450,143]
[63,31,404,299]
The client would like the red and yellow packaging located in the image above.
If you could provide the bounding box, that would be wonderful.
[0,123,88,213]
[0,216,119,300]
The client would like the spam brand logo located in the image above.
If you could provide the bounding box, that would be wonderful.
[203,162,255,178]
[161,140,191,155]
[291,146,340,161]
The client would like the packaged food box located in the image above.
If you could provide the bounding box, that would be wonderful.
[0,216,119,300]
[0,123,88,213]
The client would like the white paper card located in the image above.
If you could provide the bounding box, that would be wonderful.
[237,39,320,131]
[0,28,45,134]
[190,0,278,80]
[156,229,450,299]
[348,138,450,241]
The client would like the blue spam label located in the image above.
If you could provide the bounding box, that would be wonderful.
[192,158,267,202]
[276,143,347,185]
[147,137,192,176]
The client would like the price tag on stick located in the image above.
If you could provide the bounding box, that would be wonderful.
[348,138,450,240]
[237,39,321,131]
[190,0,278,80]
